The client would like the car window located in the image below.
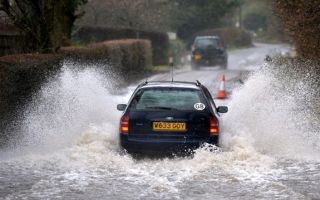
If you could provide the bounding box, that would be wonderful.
[130,88,208,111]
[195,38,219,49]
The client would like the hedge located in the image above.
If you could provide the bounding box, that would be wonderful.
[60,39,152,73]
[196,27,253,48]
[73,26,169,65]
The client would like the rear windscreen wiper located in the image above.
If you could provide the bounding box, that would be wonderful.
[145,106,177,110]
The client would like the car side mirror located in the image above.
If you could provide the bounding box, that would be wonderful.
[217,106,228,113]
[117,104,127,111]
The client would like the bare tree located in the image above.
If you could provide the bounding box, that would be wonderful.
[0,0,87,52]
[78,0,171,33]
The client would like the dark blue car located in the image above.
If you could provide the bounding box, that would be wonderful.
[117,81,228,154]
[191,36,228,70]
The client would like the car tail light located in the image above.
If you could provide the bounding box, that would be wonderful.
[210,117,219,135]
[120,116,129,134]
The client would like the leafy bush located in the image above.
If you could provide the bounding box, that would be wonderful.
[243,13,267,32]
[73,26,169,65]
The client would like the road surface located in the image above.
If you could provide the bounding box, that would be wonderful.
[1,43,320,200]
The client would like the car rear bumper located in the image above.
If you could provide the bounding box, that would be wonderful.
[120,134,219,154]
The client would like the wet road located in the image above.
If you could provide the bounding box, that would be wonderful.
[1,43,320,200]
[149,43,290,98]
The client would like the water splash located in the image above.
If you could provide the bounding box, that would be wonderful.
[5,62,128,156]
[222,61,320,161]
[1,60,320,199]
[5,59,319,162]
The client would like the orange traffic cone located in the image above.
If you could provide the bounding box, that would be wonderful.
[218,74,227,99]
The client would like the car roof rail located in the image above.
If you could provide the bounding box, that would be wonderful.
[136,81,148,88]
[196,80,202,86]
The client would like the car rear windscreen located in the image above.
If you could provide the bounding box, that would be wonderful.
[130,88,208,111]
[195,38,219,49]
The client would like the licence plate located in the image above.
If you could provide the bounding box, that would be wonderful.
[153,122,186,131]
[194,54,202,60]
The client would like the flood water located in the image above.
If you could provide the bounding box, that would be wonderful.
[1,62,319,200]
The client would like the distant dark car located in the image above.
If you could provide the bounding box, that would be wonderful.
[191,36,228,69]
[117,81,228,155]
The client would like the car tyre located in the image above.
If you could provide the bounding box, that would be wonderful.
[191,63,200,70]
